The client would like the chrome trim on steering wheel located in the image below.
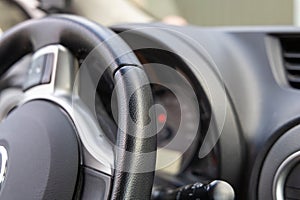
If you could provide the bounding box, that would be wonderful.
[0,146,8,192]
[2,45,114,176]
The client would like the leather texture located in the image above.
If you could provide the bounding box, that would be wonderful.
[0,15,141,78]
[111,66,157,200]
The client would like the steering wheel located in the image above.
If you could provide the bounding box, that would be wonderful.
[0,15,157,200]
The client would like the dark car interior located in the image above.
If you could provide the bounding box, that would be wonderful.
[0,1,300,200]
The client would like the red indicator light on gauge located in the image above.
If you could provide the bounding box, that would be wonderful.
[158,113,167,123]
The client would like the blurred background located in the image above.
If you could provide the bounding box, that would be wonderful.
[0,0,298,33]
[130,0,294,26]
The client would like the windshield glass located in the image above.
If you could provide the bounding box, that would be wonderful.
[0,1,27,33]
[0,0,296,30]
[128,0,294,26]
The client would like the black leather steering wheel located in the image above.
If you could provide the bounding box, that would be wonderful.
[0,15,157,200]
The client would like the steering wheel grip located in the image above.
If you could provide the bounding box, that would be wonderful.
[0,15,157,199]
[111,66,157,199]
[0,15,142,76]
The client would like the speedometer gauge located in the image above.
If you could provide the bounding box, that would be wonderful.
[153,83,200,175]
[154,85,198,150]
[143,61,201,174]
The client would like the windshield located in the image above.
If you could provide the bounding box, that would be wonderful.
[0,0,296,31]
[0,1,27,33]
[128,0,294,26]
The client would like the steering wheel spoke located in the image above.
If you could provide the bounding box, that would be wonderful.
[24,45,77,96]
[23,45,115,176]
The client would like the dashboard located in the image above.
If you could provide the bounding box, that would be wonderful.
[110,25,300,200]
[1,18,300,199]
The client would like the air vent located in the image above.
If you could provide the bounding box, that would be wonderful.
[285,163,300,200]
[280,36,300,89]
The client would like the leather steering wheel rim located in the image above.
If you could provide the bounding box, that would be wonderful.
[0,15,157,200]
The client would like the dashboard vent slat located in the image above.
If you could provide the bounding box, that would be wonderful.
[280,37,300,89]
[287,74,300,83]
[283,52,300,59]
[285,62,300,71]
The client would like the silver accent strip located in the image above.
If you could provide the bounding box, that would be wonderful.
[0,146,8,192]
[0,89,23,121]
[273,151,300,200]
[2,45,114,175]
